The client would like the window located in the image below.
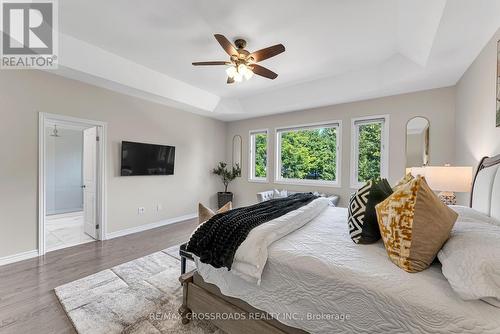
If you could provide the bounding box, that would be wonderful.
[249,129,268,182]
[351,115,389,188]
[275,121,341,186]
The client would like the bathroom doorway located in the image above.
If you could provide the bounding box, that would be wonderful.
[38,113,107,254]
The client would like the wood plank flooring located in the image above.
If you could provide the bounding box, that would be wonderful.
[0,218,198,334]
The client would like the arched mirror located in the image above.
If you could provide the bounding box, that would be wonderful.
[232,135,242,170]
[406,117,430,168]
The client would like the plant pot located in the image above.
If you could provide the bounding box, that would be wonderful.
[217,192,233,209]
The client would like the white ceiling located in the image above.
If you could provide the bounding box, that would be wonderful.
[54,0,500,121]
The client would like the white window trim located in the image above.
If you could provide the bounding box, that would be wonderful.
[350,115,390,189]
[274,120,342,188]
[248,128,269,183]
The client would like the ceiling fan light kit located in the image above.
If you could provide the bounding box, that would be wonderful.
[192,34,285,84]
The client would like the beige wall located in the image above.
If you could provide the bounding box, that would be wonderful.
[0,70,226,258]
[6,29,500,259]
[455,29,500,205]
[226,87,456,207]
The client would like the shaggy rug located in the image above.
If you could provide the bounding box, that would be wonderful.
[54,245,222,334]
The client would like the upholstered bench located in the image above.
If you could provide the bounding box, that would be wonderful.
[257,190,340,206]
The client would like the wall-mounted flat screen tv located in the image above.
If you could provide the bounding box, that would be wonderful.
[121,141,175,176]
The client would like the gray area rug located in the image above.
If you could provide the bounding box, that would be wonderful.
[55,245,222,334]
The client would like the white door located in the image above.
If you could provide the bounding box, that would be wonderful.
[83,127,98,239]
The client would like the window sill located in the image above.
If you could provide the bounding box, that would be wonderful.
[248,178,269,184]
[350,182,365,190]
[274,178,341,188]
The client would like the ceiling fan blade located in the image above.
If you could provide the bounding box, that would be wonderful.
[251,64,278,79]
[249,44,285,63]
[227,77,235,84]
[214,34,238,56]
[192,61,229,66]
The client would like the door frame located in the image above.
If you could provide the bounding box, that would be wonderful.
[38,112,108,256]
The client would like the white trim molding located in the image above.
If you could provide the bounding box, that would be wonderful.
[38,112,108,256]
[274,120,342,188]
[105,213,197,240]
[350,114,390,189]
[0,250,39,267]
[248,128,270,183]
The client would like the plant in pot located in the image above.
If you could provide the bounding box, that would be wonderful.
[212,162,241,208]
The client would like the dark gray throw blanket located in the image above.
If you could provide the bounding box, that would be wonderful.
[186,193,318,270]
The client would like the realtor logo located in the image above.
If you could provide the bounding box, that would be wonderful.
[1,0,58,69]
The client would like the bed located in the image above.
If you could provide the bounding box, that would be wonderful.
[179,155,500,334]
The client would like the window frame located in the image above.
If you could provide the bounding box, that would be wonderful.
[274,120,342,187]
[248,128,269,183]
[350,115,390,189]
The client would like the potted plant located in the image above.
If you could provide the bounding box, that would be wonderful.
[212,162,241,208]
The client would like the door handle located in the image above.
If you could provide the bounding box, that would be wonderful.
[81,185,86,188]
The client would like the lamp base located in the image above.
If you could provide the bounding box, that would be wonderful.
[438,191,456,205]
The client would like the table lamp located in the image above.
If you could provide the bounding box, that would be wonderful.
[408,165,473,205]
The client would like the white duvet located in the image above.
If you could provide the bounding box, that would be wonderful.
[231,197,330,284]
[197,206,500,334]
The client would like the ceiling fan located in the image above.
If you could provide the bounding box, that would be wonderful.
[192,34,285,84]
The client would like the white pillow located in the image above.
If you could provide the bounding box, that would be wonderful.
[438,220,500,306]
[273,189,288,199]
[449,205,496,225]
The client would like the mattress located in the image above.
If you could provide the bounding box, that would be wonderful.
[196,206,500,334]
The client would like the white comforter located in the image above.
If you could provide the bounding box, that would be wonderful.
[197,206,500,334]
[231,197,330,284]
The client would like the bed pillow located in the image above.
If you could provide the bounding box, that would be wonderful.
[273,189,288,199]
[438,220,500,305]
[198,201,232,224]
[376,176,458,273]
[449,205,498,225]
[392,173,414,191]
[348,179,393,244]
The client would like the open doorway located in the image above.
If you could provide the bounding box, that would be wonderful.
[39,113,107,255]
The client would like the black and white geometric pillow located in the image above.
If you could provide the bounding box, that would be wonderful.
[348,181,372,244]
[348,178,393,244]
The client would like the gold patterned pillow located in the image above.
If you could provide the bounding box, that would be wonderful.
[375,176,458,273]
[392,173,414,191]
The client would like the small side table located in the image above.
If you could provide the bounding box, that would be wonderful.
[179,243,194,274]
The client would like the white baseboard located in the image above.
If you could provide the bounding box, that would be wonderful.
[0,214,197,266]
[0,249,39,267]
[46,210,83,220]
[105,213,197,240]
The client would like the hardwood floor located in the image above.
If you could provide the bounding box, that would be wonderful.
[0,218,198,334]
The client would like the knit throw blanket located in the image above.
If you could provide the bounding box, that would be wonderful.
[186,193,318,270]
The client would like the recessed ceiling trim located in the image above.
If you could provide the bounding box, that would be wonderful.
[54,33,220,113]
[396,0,447,67]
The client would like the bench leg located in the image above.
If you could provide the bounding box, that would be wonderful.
[181,257,187,275]
[178,271,193,325]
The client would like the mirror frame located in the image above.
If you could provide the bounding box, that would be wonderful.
[232,135,242,171]
[405,116,430,168]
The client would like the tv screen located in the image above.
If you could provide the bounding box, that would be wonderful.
[121,141,175,176]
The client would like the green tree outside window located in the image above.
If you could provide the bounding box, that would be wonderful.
[254,133,267,178]
[357,123,382,182]
[280,127,337,181]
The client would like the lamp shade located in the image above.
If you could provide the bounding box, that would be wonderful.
[408,166,473,193]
